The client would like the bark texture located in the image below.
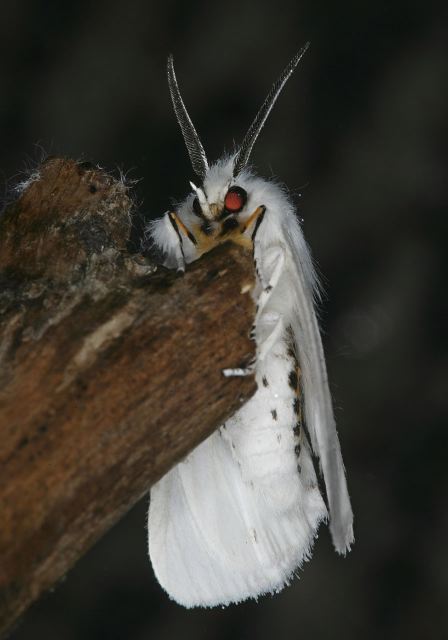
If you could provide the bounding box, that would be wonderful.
[0,159,256,636]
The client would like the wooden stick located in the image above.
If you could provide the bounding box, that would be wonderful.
[0,159,256,636]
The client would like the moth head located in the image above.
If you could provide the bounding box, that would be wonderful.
[189,170,248,223]
[153,47,309,265]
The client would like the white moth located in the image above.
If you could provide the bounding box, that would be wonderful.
[147,44,354,608]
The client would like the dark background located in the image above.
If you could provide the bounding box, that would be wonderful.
[1,1,447,638]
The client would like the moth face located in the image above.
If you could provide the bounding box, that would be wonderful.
[185,182,265,258]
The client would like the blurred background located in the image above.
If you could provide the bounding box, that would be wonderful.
[1,0,447,638]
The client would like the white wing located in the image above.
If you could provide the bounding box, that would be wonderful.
[254,206,354,554]
[149,406,326,607]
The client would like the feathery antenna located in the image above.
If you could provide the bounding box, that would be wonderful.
[167,55,209,180]
[233,43,310,177]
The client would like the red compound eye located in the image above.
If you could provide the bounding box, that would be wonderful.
[224,186,247,213]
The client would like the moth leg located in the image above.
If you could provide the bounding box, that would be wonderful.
[258,317,284,361]
[240,205,266,237]
[169,212,198,247]
[166,212,186,271]
[223,248,286,375]
[222,360,256,377]
[253,247,287,361]
[256,247,286,315]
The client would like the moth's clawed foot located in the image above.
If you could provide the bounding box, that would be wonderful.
[222,359,256,377]
[176,261,186,274]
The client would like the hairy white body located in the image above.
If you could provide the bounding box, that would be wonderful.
[147,158,353,607]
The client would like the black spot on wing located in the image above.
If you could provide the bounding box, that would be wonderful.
[288,370,298,390]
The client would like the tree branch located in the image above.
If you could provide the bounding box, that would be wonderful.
[0,159,256,635]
